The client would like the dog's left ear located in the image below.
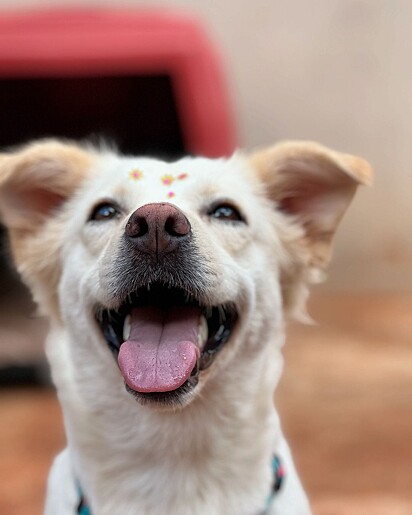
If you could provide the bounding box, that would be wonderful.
[0,139,94,232]
[0,140,96,317]
[250,140,373,268]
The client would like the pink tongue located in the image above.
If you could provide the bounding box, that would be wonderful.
[118,305,201,393]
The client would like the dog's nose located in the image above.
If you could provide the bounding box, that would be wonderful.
[125,203,191,257]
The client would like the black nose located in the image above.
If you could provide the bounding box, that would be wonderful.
[125,202,191,258]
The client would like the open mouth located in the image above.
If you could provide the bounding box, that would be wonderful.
[96,284,238,404]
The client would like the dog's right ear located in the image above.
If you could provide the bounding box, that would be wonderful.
[250,140,372,266]
[250,140,372,319]
[0,139,94,233]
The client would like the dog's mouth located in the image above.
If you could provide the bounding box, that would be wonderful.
[96,284,238,404]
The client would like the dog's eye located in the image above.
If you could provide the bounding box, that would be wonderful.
[208,203,245,223]
[89,202,121,222]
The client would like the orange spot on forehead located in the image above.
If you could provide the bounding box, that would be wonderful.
[129,169,143,180]
[161,174,174,185]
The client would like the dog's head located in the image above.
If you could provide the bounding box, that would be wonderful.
[0,140,371,409]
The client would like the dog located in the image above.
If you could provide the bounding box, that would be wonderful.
[0,139,371,514]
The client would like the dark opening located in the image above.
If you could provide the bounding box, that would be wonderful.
[0,75,185,158]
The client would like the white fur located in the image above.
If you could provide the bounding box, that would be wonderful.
[40,153,309,514]
[1,140,370,514]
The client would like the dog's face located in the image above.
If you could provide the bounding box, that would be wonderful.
[54,153,283,408]
[0,140,371,410]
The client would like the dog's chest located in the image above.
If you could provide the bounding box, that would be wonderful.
[78,453,285,515]
[77,444,274,515]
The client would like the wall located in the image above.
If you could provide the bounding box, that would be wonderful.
[1,0,411,291]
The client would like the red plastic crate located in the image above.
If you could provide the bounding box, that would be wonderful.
[0,9,237,157]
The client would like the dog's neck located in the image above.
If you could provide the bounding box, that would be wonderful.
[50,328,284,514]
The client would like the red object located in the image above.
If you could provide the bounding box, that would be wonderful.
[0,9,237,157]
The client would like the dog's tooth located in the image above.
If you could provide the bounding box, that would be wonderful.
[123,315,131,341]
[198,315,208,347]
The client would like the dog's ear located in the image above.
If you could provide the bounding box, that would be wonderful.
[250,140,372,267]
[0,139,94,232]
[0,140,96,317]
[250,141,372,318]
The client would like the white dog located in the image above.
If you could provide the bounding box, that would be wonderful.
[0,139,371,514]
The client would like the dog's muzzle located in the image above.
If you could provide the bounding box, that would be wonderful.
[95,203,238,406]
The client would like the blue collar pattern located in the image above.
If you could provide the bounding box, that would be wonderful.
[77,455,284,514]
[77,487,91,515]
[263,456,285,513]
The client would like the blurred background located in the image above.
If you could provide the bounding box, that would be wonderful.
[0,1,411,514]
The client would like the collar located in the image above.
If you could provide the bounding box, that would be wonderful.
[77,493,91,515]
[263,455,285,514]
[77,455,285,514]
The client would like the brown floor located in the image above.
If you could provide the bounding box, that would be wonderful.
[0,292,411,515]
[277,292,412,514]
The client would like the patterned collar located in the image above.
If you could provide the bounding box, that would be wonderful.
[77,455,285,515]
[262,456,285,514]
